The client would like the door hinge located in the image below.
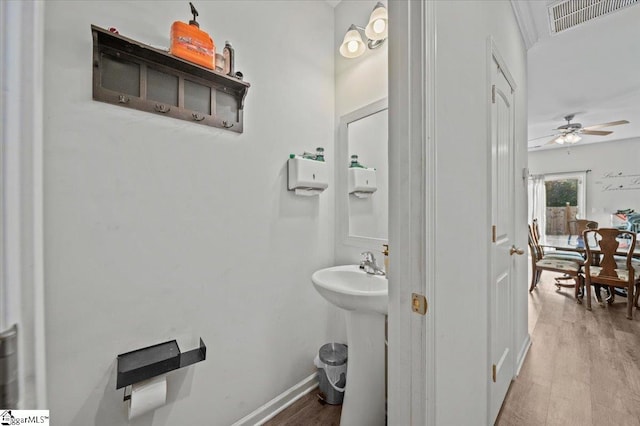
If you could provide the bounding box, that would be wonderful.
[492,225,496,242]
[411,293,428,315]
[492,364,497,382]
[491,84,496,104]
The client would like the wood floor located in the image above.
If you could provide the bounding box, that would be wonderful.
[266,271,640,425]
[264,392,341,425]
[496,272,640,426]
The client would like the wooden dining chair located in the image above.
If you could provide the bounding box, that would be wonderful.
[568,219,598,243]
[532,218,541,243]
[528,225,583,296]
[583,228,640,319]
[532,218,587,264]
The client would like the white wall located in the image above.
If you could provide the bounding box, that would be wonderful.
[529,138,640,227]
[433,1,528,424]
[43,1,335,425]
[334,0,388,264]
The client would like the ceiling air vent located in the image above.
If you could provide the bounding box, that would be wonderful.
[548,0,639,34]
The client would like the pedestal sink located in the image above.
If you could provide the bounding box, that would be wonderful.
[311,265,387,426]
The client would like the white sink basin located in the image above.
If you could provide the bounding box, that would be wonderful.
[311,265,388,315]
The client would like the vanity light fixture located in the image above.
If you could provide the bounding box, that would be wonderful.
[339,2,388,59]
[365,2,388,42]
[339,25,367,58]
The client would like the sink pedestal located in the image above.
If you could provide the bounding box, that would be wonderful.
[310,265,387,426]
[340,311,386,426]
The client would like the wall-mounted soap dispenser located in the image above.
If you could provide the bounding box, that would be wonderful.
[348,155,377,198]
[288,149,328,196]
[170,2,215,69]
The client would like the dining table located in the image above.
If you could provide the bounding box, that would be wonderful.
[539,234,640,256]
[538,234,640,302]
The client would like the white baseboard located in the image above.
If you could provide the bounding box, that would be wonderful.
[515,334,532,375]
[231,373,319,426]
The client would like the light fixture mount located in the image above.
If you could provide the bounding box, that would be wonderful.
[367,38,385,50]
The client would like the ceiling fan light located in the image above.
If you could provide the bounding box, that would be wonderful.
[555,135,567,144]
[564,133,581,144]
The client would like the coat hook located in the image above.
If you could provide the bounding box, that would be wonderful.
[118,95,130,104]
[154,104,170,113]
[192,112,205,121]
[222,121,234,129]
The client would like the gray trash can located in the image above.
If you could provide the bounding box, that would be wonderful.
[314,343,347,405]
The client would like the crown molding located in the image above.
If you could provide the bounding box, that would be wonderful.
[510,0,539,49]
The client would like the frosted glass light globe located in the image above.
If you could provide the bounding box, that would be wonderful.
[365,3,388,41]
[339,25,366,58]
[372,19,386,35]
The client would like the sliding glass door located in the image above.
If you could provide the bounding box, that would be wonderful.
[542,172,586,236]
[528,171,587,237]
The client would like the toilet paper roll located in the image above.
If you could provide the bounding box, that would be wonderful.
[127,375,167,419]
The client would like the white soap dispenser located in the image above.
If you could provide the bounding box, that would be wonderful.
[348,155,377,198]
[382,244,389,277]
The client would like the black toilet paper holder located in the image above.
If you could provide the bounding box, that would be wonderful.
[117,337,206,399]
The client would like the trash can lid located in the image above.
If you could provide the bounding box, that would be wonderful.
[319,343,348,366]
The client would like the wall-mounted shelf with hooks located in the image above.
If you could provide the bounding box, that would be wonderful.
[91,25,249,133]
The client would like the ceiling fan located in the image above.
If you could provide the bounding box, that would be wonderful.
[530,114,629,146]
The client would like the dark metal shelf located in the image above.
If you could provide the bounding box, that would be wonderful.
[116,338,206,389]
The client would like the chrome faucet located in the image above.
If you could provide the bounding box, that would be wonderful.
[359,251,386,276]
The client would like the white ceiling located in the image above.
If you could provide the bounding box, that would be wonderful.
[514,1,640,151]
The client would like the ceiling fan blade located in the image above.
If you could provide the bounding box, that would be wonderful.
[582,120,629,130]
[528,133,557,142]
[545,137,559,145]
[581,130,612,136]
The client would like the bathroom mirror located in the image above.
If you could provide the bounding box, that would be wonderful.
[337,98,388,248]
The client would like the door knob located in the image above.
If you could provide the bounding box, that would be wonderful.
[510,246,524,256]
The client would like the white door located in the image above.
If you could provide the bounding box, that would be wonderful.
[489,55,517,423]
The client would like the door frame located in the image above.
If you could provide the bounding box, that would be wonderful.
[388,1,436,424]
[486,37,518,424]
[0,0,47,408]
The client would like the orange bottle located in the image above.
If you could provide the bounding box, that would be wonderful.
[170,2,215,69]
